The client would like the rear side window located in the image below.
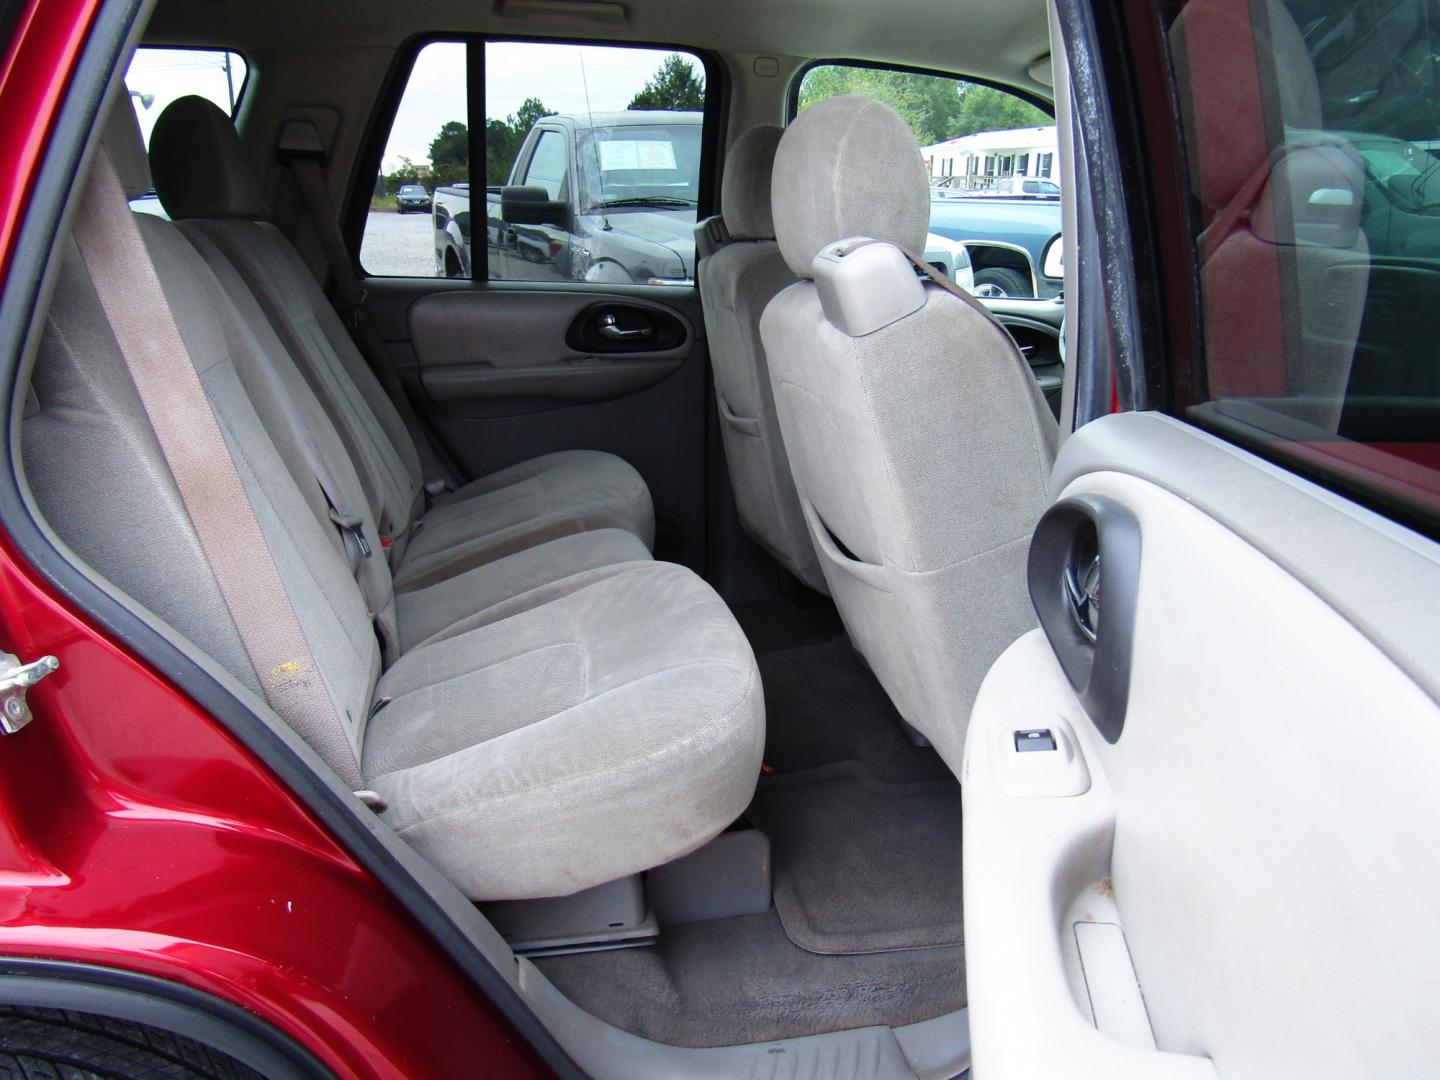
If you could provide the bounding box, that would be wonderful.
[793,64,1058,301]
[360,40,710,284]
[123,47,248,215]
[1166,0,1440,536]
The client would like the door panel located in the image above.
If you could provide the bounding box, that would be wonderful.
[962,412,1440,1079]
[365,278,710,569]
[408,291,690,414]
[985,296,1065,417]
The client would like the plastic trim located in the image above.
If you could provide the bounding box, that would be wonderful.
[1027,494,1141,742]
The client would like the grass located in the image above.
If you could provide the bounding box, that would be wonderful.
[370,194,397,213]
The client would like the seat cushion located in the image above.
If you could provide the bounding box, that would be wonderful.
[393,528,651,653]
[363,561,765,901]
[392,450,655,591]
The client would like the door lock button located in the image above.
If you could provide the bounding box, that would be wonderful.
[1014,728,1057,752]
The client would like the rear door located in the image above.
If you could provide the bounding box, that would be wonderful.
[355,40,718,568]
[962,0,1440,1075]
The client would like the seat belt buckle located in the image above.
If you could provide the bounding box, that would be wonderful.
[328,507,372,558]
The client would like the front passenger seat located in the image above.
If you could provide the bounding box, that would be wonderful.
[698,125,826,592]
[759,96,1057,765]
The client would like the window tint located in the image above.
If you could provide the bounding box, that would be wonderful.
[1168,0,1440,534]
[123,48,248,216]
[361,40,707,283]
[795,64,1059,300]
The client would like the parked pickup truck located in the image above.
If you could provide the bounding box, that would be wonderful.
[435,110,978,288]
[434,111,703,284]
[927,190,1064,298]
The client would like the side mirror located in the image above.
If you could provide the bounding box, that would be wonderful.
[501,185,570,228]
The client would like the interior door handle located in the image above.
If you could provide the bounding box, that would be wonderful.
[598,312,652,340]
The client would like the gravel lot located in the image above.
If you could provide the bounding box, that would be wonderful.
[360,210,440,278]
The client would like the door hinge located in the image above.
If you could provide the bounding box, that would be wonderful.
[0,652,58,735]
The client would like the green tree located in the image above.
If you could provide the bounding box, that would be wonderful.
[382,156,422,194]
[485,97,554,184]
[950,84,1049,139]
[797,66,1048,146]
[628,55,705,111]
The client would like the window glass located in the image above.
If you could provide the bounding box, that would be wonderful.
[1168,0,1440,533]
[796,65,1059,300]
[522,130,568,199]
[361,40,706,283]
[361,41,466,277]
[483,42,705,286]
[123,48,248,217]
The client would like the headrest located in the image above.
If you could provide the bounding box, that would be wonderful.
[150,96,265,220]
[771,96,929,278]
[1170,0,1320,210]
[102,92,152,199]
[721,125,783,240]
[1250,137,1365,248]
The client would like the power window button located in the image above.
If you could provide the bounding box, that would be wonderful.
[1014,728,1057,752]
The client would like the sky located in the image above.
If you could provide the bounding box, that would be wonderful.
[125,48,247,146]
[123,43,692,171]
[384,42,694,171]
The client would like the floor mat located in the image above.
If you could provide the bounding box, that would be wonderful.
[533,640,967,1047]
[751,761,965,955]
[758,640,953,783]
[534,909,965,1048]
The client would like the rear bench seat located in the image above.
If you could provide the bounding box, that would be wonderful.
[147,95,654,593]
[20,98,764,902]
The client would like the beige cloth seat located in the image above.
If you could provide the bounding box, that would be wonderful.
[148,95,654,591]
[698,126,825,591]
[758,96,1058,763]
[22,98,764,902]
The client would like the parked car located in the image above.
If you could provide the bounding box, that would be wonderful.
[983,176,1061,196]
[434,111,701,283]
[436,113,976,289]
[395,183,430,213]
[927,191,1062,297]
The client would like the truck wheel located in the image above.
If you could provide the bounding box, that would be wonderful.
[0,1005,261,1078]
[972,267,1032,298]
[444,250,464,278]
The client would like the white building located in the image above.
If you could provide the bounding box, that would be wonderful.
[920,125,1058,190]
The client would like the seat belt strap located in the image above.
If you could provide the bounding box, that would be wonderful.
[901,247,1044,378]
[282,150,450,496]
[72,146,364,790]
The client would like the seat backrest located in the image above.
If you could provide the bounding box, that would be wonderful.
[759,96,1057,765]
[697,125,825,592]
[148,96,425,541]
[23,98,386,787]
[1171,0,1368,432]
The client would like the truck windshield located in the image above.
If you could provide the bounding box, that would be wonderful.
[578,123,702,209]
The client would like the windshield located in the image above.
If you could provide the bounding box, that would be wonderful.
[577,123,702,209]
[399,185,428,196]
